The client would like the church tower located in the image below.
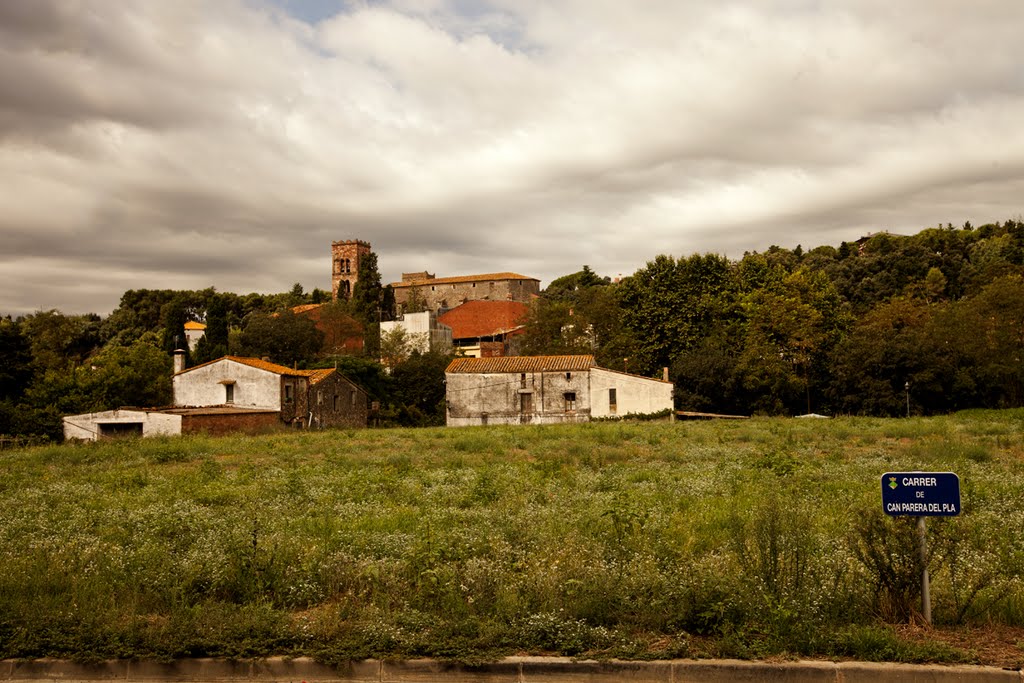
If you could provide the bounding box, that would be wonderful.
[332,239,371,300]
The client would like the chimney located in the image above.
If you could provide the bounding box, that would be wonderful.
[663,367,669,382]
[173,349,186,375]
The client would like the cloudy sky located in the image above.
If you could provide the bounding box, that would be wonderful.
[2,1,1023,316]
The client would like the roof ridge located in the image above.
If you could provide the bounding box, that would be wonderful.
[392,272,538,287]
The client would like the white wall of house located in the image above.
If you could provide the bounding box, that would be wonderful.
[63,409,183,441]
[589,368,673,418]
[445,370,592,426]
[173,359,282,409]
[380,311,452,353]
[184,327,205,351]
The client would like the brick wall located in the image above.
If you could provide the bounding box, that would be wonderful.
[181,412,282,436]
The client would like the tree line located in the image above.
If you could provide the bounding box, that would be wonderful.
[3,218,1023,440]
[520,219,1024,416]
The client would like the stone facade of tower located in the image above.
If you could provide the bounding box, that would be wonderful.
[331,240,371,300]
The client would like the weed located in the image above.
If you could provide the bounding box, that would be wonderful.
[1,413,1023,663]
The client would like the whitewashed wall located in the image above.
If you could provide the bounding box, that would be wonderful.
[63,410,182,441]
[381,311,452,353]
[173,359,282,409]
[589,368,673,418]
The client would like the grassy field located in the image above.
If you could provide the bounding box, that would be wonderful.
[2,412,1024,665]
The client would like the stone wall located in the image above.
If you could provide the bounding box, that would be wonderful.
[394,277,539,312]
[309,373,368,429]
[331,239,371,300]
[445,369,592,426]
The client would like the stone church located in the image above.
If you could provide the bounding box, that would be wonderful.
[331,239,540,315]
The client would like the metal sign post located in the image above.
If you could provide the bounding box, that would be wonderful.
[881,472,961,625]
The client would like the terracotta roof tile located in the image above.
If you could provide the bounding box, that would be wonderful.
[184,321,207,330]
[391,272,538,288]
[297,368,336,385]
[438,300,529,340]
[177,355,309,377]
[446,355,594,374]
[291,304,323,315]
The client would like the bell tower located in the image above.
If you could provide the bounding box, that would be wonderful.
[331,239,371,300]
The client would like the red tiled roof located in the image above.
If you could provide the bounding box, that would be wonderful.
[176,357,348,386]
[176,355,308,377]
[297,368,336,385]
[446,355,595,374]
[184,321,207,330]
[438,300,529,340]
[391,272,538,288]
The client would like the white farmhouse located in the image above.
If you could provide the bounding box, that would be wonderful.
[444,355,673,426]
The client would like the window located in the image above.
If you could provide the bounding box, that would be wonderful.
[333,394,339,410]
[284,383,294,404]
[98,423,143,439]
[609,388,617,413]
[564,392,577,412]
[225,383,235,404]
[317,390,322,405]
[565,372,572,381]
[520,373,527,389]
[351,390,357,408]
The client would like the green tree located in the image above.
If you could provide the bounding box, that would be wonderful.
[390,350,452,426]
[192,293,230,364]
[21,310,102,373]
[380,326,427,371]
[617,253,736,375]
[403,286,428,314]
[85,333,173,409]
[350,252,386,325]
[736,269,849,415]
[350,251,392,358]
[949,275,1024,407]
[0,317,32,402]
[236,311,323,367]
[827,298,943,415]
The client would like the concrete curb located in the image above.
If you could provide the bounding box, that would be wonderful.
[1,657,1021,682]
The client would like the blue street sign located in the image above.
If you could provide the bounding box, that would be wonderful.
[881,472,960,516]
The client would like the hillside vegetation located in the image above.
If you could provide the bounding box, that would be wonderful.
[3,413,1024,665]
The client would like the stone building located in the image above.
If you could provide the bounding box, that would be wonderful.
[444,355,673,427]
[63,356,369,440]
[332,239,371,300]
[173,356,367,429]
[391,272,540,313]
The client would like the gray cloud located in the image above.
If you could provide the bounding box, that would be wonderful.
[1,0,1022,316]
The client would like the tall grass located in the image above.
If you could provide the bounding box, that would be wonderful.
[1,410,1023,663]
